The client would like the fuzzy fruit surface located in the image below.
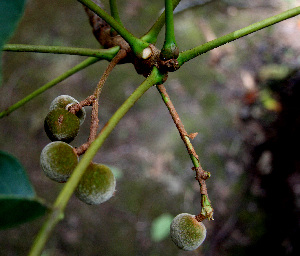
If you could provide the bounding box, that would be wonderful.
[50,95,86,125]
[75,163,116,205]
[44,108,80,143]
[40,141,78,182]
[170,213,206,251]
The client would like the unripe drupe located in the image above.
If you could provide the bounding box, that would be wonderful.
[44,108,80,143]
[75,163,116,205]
[170,213,206,251]
[50,95,86,125]
[40,141,78,182]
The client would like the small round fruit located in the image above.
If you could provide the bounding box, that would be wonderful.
[49,95,86,125]
[44,108,80,143]
[170,213,207,251]
[40,141,78,182]
[75,163,116,205]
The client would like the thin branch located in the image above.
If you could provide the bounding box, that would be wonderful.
[177,6,300,66]
[28,67,165,256]
[141,0,181,44]
[74,49,127,156]
[160,0,179,60]
[156,84,213,220]
[93,49,127,99]
[0,57,100,118]
[77,0,149,56]
[3,44,120,60]
[156,84,201,168]
[109,0,123,26]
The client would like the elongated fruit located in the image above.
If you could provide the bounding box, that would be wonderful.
[75,163,116,205]
[170,213,206,251]
[44,108,80,143]
[40,141,78,182]
[50,95,86,125]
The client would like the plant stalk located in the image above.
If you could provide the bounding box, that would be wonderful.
[77,0,149,56]
[141,0,181,44]
[161,0,179,60]
[0,57,100,118]
[156,84,213,219]
[27,67,165,256]
[109,0,123,26]
[3,44,119,59]
[177,6,300,65]
[156,84,201,168]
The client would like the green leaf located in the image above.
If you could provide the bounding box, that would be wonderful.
[0,0,27,85]
[0,197,48,229]
[0,151,48,229]
[0,150,35,196]
[150,213,173,242]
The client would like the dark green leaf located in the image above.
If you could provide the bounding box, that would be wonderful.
[0,197,48,229]
[0,150,35,196]
[0,151,48,229]
[0,0,27,85]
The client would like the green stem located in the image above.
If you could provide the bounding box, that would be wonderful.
[141,0,181,44]
[27,67,165,256]
[3,44,119,59]
[161,0,179,60]
[77,0,149,56]
[27,208,63,256]
[109,0,123,26]
[177,6,300,66]
[0,57,99,118]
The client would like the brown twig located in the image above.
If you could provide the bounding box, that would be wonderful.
[156,84,204,170]
[74,49,127,156]
[74,99,99,156]
[156,84,213,220]
[93,49,127,99]
[68,95,96,115]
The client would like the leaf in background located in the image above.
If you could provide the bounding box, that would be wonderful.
[0,151,48,229]
[150,213,174,242]
[0,0,27,85]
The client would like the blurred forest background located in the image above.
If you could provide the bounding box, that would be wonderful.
[0,0,300,255]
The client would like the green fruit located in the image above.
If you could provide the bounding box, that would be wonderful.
[49,95,86,125]
[44,108,80,143]
[75,163,116,205]
[40,141,78,182]
[170,213,206,251]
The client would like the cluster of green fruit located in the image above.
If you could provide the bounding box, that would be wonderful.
[40,95,116,205]
[170,213,206,251]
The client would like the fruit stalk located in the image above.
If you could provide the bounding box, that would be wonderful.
[156,84,213,219]
[74,49,127,156]
[28,67,165,256]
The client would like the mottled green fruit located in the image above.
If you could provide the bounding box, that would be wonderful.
[170,213,206,251]
[49,95,86,125]
[44,108,80,143]
[40,141,78,182]
[75,163,116,205]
